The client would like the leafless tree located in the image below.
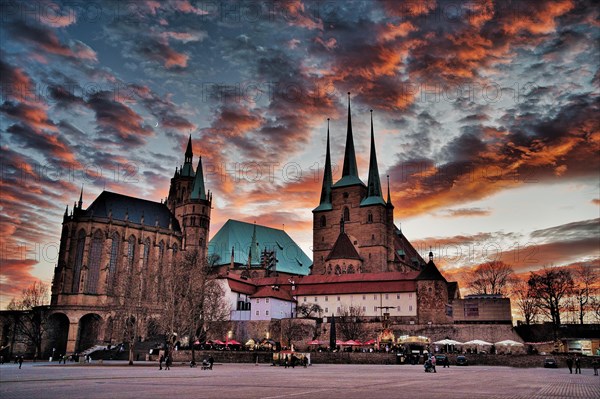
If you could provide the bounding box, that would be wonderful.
[336,305,367,341]
[156,251,229,362]
[466,261,515,296]
[6,281,50,359]
[111,264,154,365]
[571,264,598,324]
[510,279,539,325]
[296,303,323,318]
[279,319,311,348]
[527,268,574,327]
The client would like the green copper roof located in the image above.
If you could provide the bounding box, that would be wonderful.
[181,135,194,177]
[208,219,311,275]
[360,196,386,206]
[314,121,333,212]
[313,203,333,212]
[364,110,383,200]
[190,157,206,200]
[334,93,362,188]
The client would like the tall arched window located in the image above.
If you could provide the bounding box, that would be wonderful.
[172,243,178,259]
[367,211,373,223]
[107,232,120,294]
[320,215,326,227]
[343,207,350,222]
[127,236,136,267]
[157,241,165,302]
[86,230,103,294]
[72,229,86,292]
[141,238,150,299]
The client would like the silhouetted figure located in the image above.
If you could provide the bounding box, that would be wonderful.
[574,356,581,374]
[566,357,573,374]
[18,356,23,369]
[159,354,164,370]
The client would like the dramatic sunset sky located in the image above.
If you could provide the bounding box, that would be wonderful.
[1,0,599,309]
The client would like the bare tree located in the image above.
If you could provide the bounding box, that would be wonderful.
[111,264,154,365]
[572,264,598,324]
[511,279,539,325]
[296,303,323,318]
[6,281,50,359]
[156,251,229,362]
[466,261,515,296]
[279,319,311,348]
[527,268,574,327]
[589,294,600,323]
[336,305,367,341]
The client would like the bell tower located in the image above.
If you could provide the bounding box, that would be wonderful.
[167,136,212,259]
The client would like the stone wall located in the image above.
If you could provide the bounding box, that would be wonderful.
[166,349,599,369]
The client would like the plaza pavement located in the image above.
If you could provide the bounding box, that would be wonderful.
[1,361,599,399]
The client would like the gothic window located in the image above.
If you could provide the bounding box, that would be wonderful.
[199,237,204,247]
[72,229,86,293]
[191,216,196,226]
[107,232,120,294]
[335,265,341,275]
[127,236,136,270]
[172,243,179,266]
[143,238,150,269]
[59,227,68,256]
[320,215,326,227]
[367,212,373,223]
[158,241,165,271]
[327,264,332,274]
[343,207,350,222]
[86,230,103,294]
[141,238,150,299]
[347,265,355,274]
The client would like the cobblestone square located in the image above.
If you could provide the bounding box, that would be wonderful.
[1,361,599,399]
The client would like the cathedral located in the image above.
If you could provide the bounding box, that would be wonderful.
[45,136,212,355]
[2,97,512,360]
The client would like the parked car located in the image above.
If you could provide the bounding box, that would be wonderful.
[543,357,558,368]
[456,355,468,366]
[435,355,448,366]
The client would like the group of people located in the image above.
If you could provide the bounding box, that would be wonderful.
[158,354,172,370]
[568,356,599,376]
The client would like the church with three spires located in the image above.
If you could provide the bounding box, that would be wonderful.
[36,95,463,355]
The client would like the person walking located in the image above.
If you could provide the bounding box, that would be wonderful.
[208,355,214,370]
[159,354,164,370]
[165,355,171,370]
[592,358,598,376]
[18,356,23,369]
[566,356,573,374]
[574,356,581,374]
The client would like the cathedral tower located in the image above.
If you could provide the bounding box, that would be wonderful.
[313,95,392,275]
[167,136,212,259]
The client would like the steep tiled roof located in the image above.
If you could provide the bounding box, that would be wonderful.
[416,260,447,281]
[250,286,294,301]
[393,228,426,270]
[84,191,179,231]
[326,233,361,261]
[208,220,311,275]
[224,271,420,297]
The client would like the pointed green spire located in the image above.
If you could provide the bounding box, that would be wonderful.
[334,93,364,188]
[185,134,193,161]
[248,221,260,267]
[386,174,394,208]
[181,135,194,177]
[190,156,206,200]
[78,185,83,209]
[314,119,333,212]
[361,110,386,206]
